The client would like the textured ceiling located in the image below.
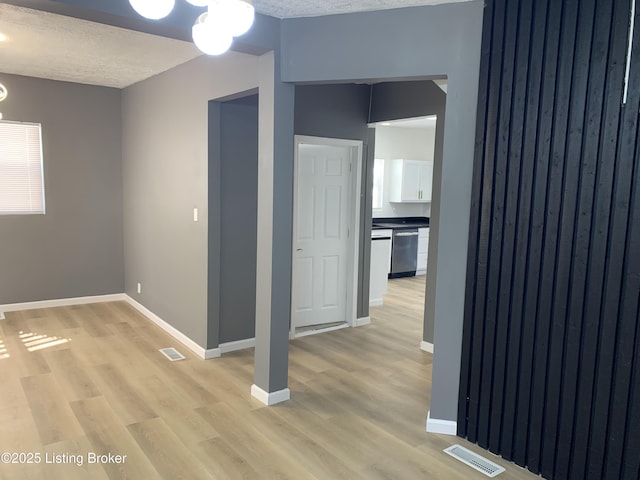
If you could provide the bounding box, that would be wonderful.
[253,0,471,18]
[0,1,468,88]
[0,4,202,88]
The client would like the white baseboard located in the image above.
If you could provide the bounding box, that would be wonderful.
[203,347,222,360]
[354,316,371,327]
[0,293,220,361]
[420,341,434,353]
[0,293,126,313]
[251,384,291,406]
[369,298,383,307]
[426,411,457,435]
[125,296,220,360]
[220,337,255,354]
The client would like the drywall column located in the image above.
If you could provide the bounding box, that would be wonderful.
[252,51,295,404]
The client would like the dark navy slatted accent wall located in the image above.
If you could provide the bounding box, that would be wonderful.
[459,0,640,479]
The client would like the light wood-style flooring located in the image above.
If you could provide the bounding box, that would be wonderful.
[0,278,540,479]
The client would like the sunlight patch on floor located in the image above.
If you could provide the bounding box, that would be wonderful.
[19,330,70,352]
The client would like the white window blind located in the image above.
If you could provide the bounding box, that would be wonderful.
[0,121,45,214]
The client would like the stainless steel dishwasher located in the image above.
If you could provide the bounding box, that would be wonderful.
[390,228,419,278]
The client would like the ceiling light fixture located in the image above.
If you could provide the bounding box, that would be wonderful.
[208,0,255,37]
[128,0,255,55]
[129,0,175,20]
[192,12,233,55]
[0,33,7,42]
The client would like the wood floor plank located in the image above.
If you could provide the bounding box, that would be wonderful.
[248,405,369,480]
[0,406,44,480]
[70,396,161,480]
[0,405,42,452]
[0,360,29,409]
[90,364,158,425]
[41,348,100,401]
[2,335,51,378]
[134,375,220,447]
[20,374,84,445]
[197,436,262,480]
[196,402,319,480]
[127,417,213,480]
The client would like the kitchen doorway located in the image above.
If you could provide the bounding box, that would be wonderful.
[290,135,363,339]
[369,106,445,352]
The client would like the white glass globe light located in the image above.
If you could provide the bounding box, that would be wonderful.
[192,13,233,55]
[208,0,255,37]
[129,0,175,20]
[184,0,209,6]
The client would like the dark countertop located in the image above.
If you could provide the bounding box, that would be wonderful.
[372,216,430,229]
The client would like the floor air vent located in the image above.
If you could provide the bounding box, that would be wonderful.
[444,445,505,477]
[159,347,186,362]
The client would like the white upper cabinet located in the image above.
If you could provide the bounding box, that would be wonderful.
[389,159,433,203]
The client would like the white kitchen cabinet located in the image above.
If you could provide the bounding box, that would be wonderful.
[416,227,429,276]
[389,159,433,203]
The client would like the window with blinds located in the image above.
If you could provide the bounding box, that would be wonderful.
[0,121,45,215]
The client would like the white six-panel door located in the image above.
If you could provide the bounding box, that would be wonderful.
[292,142,354,328]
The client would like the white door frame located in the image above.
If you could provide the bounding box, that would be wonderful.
[290,135,363,339]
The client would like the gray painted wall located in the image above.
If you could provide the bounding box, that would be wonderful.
[281,2,484,422]
[122,54,260,348]
[0,73,123,304]
[218,95,259,344]
[293,83,374,319]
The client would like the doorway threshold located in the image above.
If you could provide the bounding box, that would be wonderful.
[294,321,349,338]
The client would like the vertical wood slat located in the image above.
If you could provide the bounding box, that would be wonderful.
[460,0,640,479]
[489,0,532,454]
[512,0,564,467]
[542,2,607,478]
[477,0,520,450]
[500,0,547,460]
[515,1,563,471]
[486,2,527,452]
[547,0,600,478]
[568,0,620,477]
[584,1,636,478]
[528,0,581,473]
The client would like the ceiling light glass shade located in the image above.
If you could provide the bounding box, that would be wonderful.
[129,0,175,19]
[184,0,209,6]
[192,12,233,55]
[208,0,255,37]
